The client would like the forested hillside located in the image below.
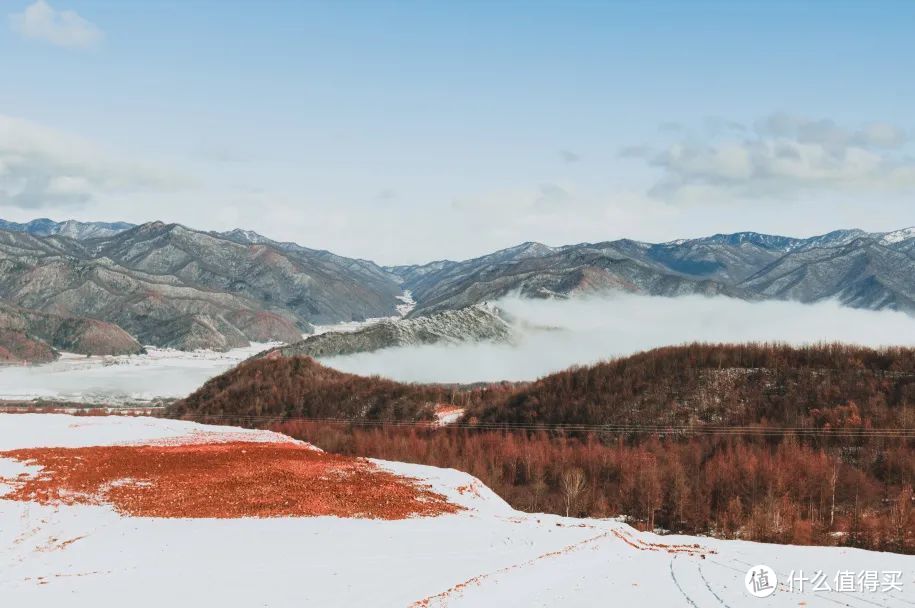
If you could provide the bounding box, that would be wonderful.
[467,342,915,430]
[166,356,504,423]
[167,343,915,553]
[173,342,915,433]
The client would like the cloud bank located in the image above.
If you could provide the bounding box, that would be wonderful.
[0,114,189,208]
[624,113,915,202]
[9,0,102,49]
[321,294,915,383]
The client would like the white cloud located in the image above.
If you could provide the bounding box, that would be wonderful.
[4,104,911,263]
[759,113,909,150]
[9,0,102,49]
[321,294,915,383]
[0,114,190,208]
[624,114,915,201]
[559,149,581,163]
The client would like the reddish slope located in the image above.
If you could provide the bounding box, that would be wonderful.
[1,441,459,519]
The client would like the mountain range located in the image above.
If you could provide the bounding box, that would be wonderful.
[0,218,135,240]
[0,217,913,359]
[388,227,915,317]
[0,220,402,355]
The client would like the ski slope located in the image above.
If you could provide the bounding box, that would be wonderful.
[1,414,912,607]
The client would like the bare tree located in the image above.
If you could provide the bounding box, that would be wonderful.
[560,467,586,517]
[527,467,547,512]
[890,484,913,550]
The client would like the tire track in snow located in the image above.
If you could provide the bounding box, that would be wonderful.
[411,523,717,607]
[486,524,715,608]
[669,557,700,608]
[697,560,732,607]
[409,529,613,607]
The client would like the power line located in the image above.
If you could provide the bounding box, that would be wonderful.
[5,407,914,437]
[163,413,915,438]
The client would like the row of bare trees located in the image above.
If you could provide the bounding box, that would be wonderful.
[270,420,915,553]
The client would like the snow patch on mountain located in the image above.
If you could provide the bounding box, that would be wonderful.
[263,303,514,360]
[881,227,915,245]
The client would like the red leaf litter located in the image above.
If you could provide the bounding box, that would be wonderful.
[0,441,461,520]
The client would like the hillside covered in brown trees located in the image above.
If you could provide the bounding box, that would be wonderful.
[167,343,915,553]
[171,342,915,432]
[466,342,915,431]
[166,355,505,423]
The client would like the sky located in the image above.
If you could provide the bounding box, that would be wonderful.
[1,0,914,264]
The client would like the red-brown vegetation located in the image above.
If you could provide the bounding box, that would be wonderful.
[168,355,509,423]
[0,441,459,519]
[269,421,915,553]
[0,329,57,364]
[467,342,915,429]
[166,343,915,552]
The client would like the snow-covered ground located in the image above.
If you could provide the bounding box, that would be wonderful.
[0,343,278,405]
[310,290,416,336]
[396,289,416,316]
[1,414,913,607]
[0,291,417,406]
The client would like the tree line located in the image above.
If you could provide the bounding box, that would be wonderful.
[166,342,915,553]
[269,421,914,554]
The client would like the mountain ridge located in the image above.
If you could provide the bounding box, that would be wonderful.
[389,227,915,317]
[0,220,404,354]
[257,303,515,360]
[2,217,914,359]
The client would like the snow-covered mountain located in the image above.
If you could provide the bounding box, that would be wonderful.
[259,303,515,360]
[0,218,135,239]
[388,228,915,317]
[2,218,915,360]
[0,221,403,353]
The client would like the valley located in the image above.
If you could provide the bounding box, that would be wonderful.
[7,4,913,605]
[2,218,915,361]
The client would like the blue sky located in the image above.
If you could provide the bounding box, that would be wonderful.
[1,1,914,263]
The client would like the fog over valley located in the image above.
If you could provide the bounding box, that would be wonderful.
[319,294,915,383]
[0,343,276,405]
[6,294,915,401]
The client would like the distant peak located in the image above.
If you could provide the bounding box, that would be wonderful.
[660,231,799,251]
[220,228,272,244]
[504,241,554,255]
[880,227,915,245]
[0,218,134,239]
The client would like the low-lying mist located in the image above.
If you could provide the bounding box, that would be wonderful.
[0,344,273,404]
[320,294,915,383]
